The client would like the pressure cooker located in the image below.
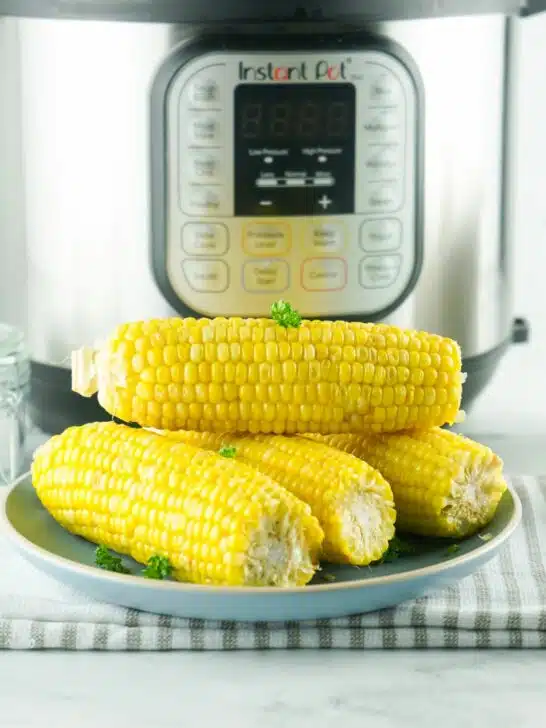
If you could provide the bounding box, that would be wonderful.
[0,0,542,434]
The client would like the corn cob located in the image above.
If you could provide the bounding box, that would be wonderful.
[31,422,324,587]
[158,430,397,566]
[71,312,463,435]
[305,429,507,539]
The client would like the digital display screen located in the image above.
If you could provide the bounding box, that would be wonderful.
[234,83,356,217]
[236,85,354,142]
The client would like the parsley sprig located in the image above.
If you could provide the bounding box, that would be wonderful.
[141,555,173,580]
[270,300,302,329]
[94,545,130,574]
[219,445,237,458]
[378,535,416,564]
[94,546,173,580]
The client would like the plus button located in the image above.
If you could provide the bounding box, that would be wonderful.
[318,195,332,210]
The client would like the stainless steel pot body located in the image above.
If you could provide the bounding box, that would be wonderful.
[0,13,522,428]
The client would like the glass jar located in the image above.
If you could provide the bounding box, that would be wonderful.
[0,324,30,485]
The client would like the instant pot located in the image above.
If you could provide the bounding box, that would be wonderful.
[0,0,542,434]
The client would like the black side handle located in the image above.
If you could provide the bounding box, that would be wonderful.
[512,317,531,344]
[522,0,546,15]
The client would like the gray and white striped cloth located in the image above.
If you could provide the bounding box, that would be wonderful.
[0,476,545,650]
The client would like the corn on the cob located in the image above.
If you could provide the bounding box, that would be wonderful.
[306,429,507,539]
[158,430,396,566]
[31,422,324,587]
[71,315,463,434]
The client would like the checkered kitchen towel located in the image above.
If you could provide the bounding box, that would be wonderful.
[0,476,545,650]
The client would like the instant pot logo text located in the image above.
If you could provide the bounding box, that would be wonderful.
[238,60,348,82]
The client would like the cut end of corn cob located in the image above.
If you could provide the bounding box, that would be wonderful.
[71,316,463,435]
[307,429,507,539]
[32,422,324,588]
[72,344,128,400]
[157,430,397,567]
[71,346,99,398]
[330,488,396,566]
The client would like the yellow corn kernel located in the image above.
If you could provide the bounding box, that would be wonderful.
[160,431,396,566]
[306,428,507,539]
[32,423,323,587]
[72,318,463,434]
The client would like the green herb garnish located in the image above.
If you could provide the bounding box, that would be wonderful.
[378,535,416,564]
[446,544,461,556]
[478,533,493,542]
[95,545,130,574]
[142,554,173,580]
[270,300,302,329]
[322,573,337,583]
[219,445,237,459]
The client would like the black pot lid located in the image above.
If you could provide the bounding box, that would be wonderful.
[0,0,538,22]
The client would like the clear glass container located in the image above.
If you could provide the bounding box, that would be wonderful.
[0,324,30,485]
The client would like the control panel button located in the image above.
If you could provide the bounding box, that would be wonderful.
[182,223,229,256]
[186,113,222,146]
[187,151,223,183]
[183,259,229,293]
[361,182,402,213]
[243,223,291,256]
[182,186,224,216]
[360,220,402,253]
[180,64,225,108]
[243,260,289,293]
[308,223,345,253]
[369,67,404,107]
[189,78,220,106]
[364,145,401,179]
[359,255,402,289]
[302,258,347,292]
[362,108,404,141]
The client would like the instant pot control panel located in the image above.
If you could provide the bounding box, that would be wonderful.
[151,38,423,320]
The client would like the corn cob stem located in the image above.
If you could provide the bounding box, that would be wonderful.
[71,316,464,435]
[32,422,324,587]
[158,430,396,566]
[306,429,507,539]
[71,346,98,398]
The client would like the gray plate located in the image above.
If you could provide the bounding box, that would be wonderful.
[2,473,522,622]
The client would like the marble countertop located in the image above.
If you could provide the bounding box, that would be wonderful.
[1,345,545,726]
[1,649,545,727]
